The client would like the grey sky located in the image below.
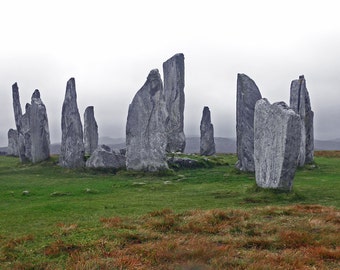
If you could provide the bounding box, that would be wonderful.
[1,0,340,146]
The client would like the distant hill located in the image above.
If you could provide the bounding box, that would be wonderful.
[314,140,340,151]
[184,137,236,154]
[1,137,340,156]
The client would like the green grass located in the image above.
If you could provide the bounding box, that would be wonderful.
[0,153,339,269]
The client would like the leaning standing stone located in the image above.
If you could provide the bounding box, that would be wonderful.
[30,90,50,163]
[84,106,98,155]
[236,73,262,172]
[254,99,301,191]
[59,78,85,168]
[163,53,186,153]
[11,83,27,162]
[126,69,168,171]
[200,106,216,156]
[12,83,23,132]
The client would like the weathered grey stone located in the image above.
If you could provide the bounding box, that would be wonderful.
[163,53,186,153]
[11,85,50,163]
[119,148,126,156]
[236,73,262,172]
[15,103,32,162]
[305,110,314,163]
[84,106,98,155]
[30,90,50,163]
[86,144,126,169]
[200,106,215,156]
[12,83,22,132]
[126,69,169,171]
[59,78,85,168]
[254,99,301,191]
[289,75,314,165]
[12,83,28,162]
[167,156,200,169]
[7,129,19,156]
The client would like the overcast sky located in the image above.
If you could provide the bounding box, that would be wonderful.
[1,0,340,146]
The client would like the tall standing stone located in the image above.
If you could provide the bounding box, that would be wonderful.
[30,90,50,163]
[254,99,301,191]
[236,73,262,172]
[126,69,168,171]
[163,53,186,153]
[290,75,314,165]
[12,83,27,162]
[12,83,22,131]
[84,106,98,155]
[59,78,85,168]
[7,129,19,156]
[200,106,216,156]
[21,103,32,161]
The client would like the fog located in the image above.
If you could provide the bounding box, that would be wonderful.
[1,0,340,146]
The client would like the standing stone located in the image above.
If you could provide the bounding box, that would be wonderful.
[30,90,50,163]
[84,106,98,155]
[59,78,85,168]
[12,83,22,132]
[305,109,314,163]
[200,106,216,156]
[236,74,262,172]
[290,75,314,165]
[254,99,301,191]
[21,103,32,161]
[126,69,168,171]
[163,53,186,153]
[12,83,26,162]
[7,129,19,156]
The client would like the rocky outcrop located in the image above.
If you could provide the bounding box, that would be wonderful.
[200,106,215,156]
[163,53,186,153]
[126,69,169,171]
[30,90,50,163]
[59,78,85,168]
[167,156,200,169]
[290,75,314,165]
[86,145,126,169]
[7,129,19,156]
[236,74,262,172]
[254,99,301,191]
[84,106,98,155]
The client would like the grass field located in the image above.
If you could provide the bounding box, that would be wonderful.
[0,152,339,269]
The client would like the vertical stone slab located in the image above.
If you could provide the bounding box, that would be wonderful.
[12,83,22,132]
[163,53,186,153]
[126,69,168,171]
[7,129,19,156]
[59,78,85,168]
[21,103,32,161]
[236,73,262,172]
[84,106,98,155]
[200,106,216,156]
[12,83,27,162]
[305,109,314,163]
[290,75,314,165]
[30,90,50,163]
[254,99,301,191]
